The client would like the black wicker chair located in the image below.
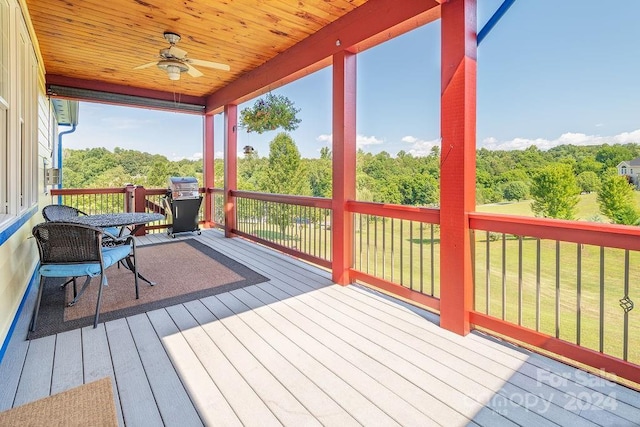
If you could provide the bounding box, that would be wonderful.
[42,204,87,221]
[31,222,139,330]
[42,204,124,240]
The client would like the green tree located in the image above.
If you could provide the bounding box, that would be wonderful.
[146,160,179,187]
[576,171,601,194]
[530,163,580,219]
[595,144,634,170]
[262,133,310,235]
[597,173,640,225]
[238,154,268,191]
[502,181,529,202]
[398,173,439,206]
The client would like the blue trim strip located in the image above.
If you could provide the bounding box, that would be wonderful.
[0,267,38,365]
[477,0,517,45]
[0,206,38,246]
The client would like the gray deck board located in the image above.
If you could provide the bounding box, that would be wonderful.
[183,299,322,427]
[233,286,441,426]
[12,335,55,406]
[1,229,639,427]
[81,324,125,427]
[198,294,359,426]
[148,306,242,427]
[51,329,84,394]
[0,340,28,411]
[105,318,164,426]
[126,313,203,427]
[217,290,398,426]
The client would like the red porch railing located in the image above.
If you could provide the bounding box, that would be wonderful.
[347,200,442,313]
[230,190,333,269]
[470,213,640,385]
[48,185,640,386]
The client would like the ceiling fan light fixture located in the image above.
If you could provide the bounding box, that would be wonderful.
[157,59,188,80]
[166,65,181,80]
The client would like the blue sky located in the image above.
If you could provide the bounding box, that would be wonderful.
[64,1,640,160]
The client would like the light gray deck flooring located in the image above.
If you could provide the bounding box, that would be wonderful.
[1,229,639,426]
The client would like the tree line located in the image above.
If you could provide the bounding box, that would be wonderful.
[63,138,640,224]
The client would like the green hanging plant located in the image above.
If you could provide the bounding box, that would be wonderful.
[239,93,302,134]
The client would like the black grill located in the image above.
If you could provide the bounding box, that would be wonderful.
[163,177,203,238]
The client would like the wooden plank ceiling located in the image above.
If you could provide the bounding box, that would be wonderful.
[23,0,368,100]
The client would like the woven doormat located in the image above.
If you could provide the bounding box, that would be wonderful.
[0,377,117,426]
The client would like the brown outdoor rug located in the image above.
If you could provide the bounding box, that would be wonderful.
[28,239,268,339]
[0,377,117,426]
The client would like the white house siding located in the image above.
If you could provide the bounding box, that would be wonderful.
[0,0,52,351]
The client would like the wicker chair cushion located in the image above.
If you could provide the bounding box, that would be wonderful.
[103,227,121,236]
[39,245,131,278]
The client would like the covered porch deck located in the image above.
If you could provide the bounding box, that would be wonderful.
[1,230,637,426]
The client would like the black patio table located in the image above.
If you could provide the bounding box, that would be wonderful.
[60,212,164,285]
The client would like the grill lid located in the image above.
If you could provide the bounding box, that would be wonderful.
[168,176,199,199]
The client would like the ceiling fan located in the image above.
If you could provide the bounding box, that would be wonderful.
[134,32,230,81]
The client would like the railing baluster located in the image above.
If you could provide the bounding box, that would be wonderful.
[390,218,395,283]
[359,213,363,272]
[399,219,403,286]
[577,243,582,346]
[518,235,522,326]
[366,214,371,274]
[599,247,605,353]
[556,240,560,339]
[420,221,424,294]
[623,249,630,361]
[374,216,378,277]
[430,224,434,296]
[382,219,386,280]
[502,233,506,320]
[410,221,414,290]
[536,238,541,331]
[486,230,491,315]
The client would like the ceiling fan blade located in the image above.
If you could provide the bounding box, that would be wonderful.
[188,58,230,71]
[186,64,204,78]
[168,45,187,59]
[133,61,158,70]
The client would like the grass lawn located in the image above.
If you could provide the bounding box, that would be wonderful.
[476,192,640,221]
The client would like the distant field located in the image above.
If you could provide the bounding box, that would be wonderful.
[476,192,640,221]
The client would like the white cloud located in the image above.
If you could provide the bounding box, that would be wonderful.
[402,135,441,157]
[357,134,383,146]
[316,133,383,147]
[316,134,332,144]
[171,152,203,161]
[480,129,640,151]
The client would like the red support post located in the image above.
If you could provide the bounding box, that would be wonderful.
[224,104,238,238]
[439,0,477,335]
[203,114,215,228]
[133,185,147,236]
[331,50,357,285]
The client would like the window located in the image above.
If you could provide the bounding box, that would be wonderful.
[0,0,38,228]
[0,110,7,222]
[0,0,8,223]
[0,0,8,105]
[622,166,627,175]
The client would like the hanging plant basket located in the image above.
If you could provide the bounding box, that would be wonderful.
[239,93,302,134]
